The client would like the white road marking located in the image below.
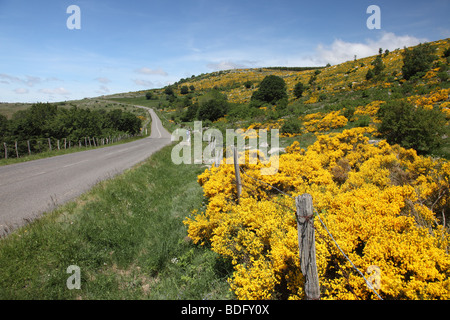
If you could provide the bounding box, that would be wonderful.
[30,171,47,177]
[63,159,89,168]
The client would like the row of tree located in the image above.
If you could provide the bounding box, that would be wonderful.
[0,103,142,152]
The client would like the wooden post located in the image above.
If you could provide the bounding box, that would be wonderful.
[3,142,7,159]
[48,138,52,151]
[64,138,67,149]
[57,139,60,150]
[15,141,19,158]
[233,146,242,203]
[27,140,31,155]
[296,194,320,300]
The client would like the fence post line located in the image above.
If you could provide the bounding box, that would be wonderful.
[233,146,242,203]
[15,141,19,158]
[296,193,320,300]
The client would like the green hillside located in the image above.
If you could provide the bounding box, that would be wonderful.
[110,38,450,157]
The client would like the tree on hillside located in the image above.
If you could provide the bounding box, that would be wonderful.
[0,114,7,139]
[402,43,437,80]
[251,75,287,105]
[181,102,199,122]
[372,55,385,76]
[164,86,175,96]
[180,85,189,95]
[365,68,375,80]
[293,81,305,99]
[197,90,229,122]
[377,100,446,155]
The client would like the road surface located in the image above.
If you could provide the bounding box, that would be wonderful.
[0,107,172,236]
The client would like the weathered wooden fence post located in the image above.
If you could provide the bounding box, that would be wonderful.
[15,141,19,158]
[27,140,31,155]
[48,138,52,151]
[296,193,320,300]
[3,142,7,159]
[233,146,242,203]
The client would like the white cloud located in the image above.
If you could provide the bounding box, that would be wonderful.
[39,87,71,95]
[206,60,258,71]
[133,79,154,87]
[0,73,61,87]
[0,73,22,85]
[315,32,427,65]
[95,77,111,84]
[96,85,110,94]
[134,67,168,76]
[14,88,29,94]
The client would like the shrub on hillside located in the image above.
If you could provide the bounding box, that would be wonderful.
[402,43,437,80]
[377,100,446,155]
[251,75,288,105]
[280,118,302,134]
[197,90,229,122]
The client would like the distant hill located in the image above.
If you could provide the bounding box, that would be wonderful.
[108,37,450,156]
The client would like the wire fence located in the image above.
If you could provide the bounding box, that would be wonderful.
[226,161,384,300]
[1,132,145,160]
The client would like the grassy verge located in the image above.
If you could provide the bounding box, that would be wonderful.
[0,143,233,299]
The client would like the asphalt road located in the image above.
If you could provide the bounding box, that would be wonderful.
[0,107,172,236]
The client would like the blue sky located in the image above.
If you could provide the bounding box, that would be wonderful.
[1,0,449,102]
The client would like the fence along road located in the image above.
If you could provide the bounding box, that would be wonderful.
[0,107,172,236]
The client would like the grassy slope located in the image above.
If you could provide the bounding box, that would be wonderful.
[0,144,232,299]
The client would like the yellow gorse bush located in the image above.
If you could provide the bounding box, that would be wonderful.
[302,111,348,133]
[184,127,450,300]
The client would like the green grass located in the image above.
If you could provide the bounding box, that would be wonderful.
[0,144,233,299]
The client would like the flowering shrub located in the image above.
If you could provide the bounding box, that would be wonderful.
[407,88,450,110]
[302,111,348,132]
[184,127,450,300]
